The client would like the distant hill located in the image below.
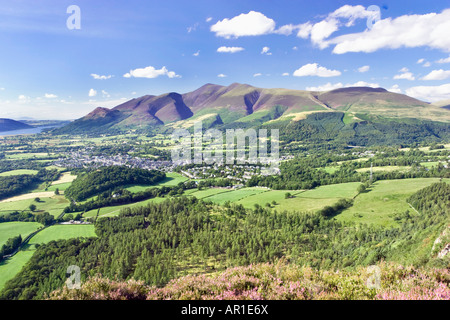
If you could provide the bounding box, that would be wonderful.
[0,118,32,132]
[432,100,450,110]
[55,83,450,134]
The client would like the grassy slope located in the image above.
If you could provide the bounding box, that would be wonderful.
[0,196,69,217]
[0,248,35,291]
[336,178,446,227]
[0,170,38,177]
[28,225,96,245]
[0,222,42,247]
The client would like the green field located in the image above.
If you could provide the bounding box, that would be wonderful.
[236,189,302,208]
[82,197,167,219]
[317,166,340,174]
[186,188,232,199]
[0,247,36,291]
[356,166,411,173]
[297,182,360,199]
[46,182,72,191]
[203,187,268,205]
[5,153,51,160]
[420,161,447,168]
[28,225,97,244]
[336,178,445,227]
[0,196,69,217]
[0,170,38,177]
[0,222,42,247]
[125,172,188,192]
[235,183,359,212]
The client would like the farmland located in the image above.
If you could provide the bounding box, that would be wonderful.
[0,222,41,247]
[0,128,449,301]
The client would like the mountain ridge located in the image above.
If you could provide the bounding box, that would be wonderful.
[0,118,32,132]
[56,83,450,133]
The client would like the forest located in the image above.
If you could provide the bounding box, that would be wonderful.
[64,166,166,201]
[1,182,448,300]
[0,169,60,200]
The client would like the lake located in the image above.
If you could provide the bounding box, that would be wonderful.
[0,126,58,137]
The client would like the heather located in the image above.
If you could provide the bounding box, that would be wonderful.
[49,261,450,300]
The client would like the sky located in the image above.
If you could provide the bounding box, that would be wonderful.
[1,0,450,120]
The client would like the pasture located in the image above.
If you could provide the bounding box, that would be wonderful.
[0,222,42,247]
[0,170,38,177]
[82,197,167,219]
[28,225,97,244]
[336,178,445,227]
[0,195,70,217]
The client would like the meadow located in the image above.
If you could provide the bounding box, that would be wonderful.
[0,248,36,291]
[336,178,446,227]
[82,197,167,219]
[0,195,69,217]
[28,225,96,245]
[125,172,188,192]
[0,222,42,247]
[0,169,38,177]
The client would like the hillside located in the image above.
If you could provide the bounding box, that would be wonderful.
[55,83,450,134]
[0,119,32,132]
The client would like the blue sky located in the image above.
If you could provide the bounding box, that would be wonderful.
[1,0,450,119]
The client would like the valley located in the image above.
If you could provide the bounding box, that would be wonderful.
[0,84,449,300]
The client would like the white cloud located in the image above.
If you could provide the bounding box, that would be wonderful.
[123,66,181,79]
[282,72,289,76]
[275,24,302,36]
[187,23,199,33]
[217,74,227,78]
[210,11,276,38]
[306,81,380,91]
[417,59,431,67]
[0,87,5,91]
[306,82,344,91]
[292,46,298,50]
[101,90,110,98]
[399,67,409,73]
[261,46,271,55]
[296,23,313,39]
[44,93,57,98]
[296,5,377,48]
[388,84,402,93]
[394,68,415,81]
[18,94,29,101]
[253,73,262,77]
[217,46,245,53]
[206,17,212,23]
[91,73,112,80]
[358,65,370,73]
[330,9,450,54]
[436,56,450,64]
[193,50,200,56]
[422,69,450,80]
[406,83,450,102]
[293,63,341,77]
[310,19,339,49]
[88,89,97,97]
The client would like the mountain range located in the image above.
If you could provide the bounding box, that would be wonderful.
[56,83,450,134]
